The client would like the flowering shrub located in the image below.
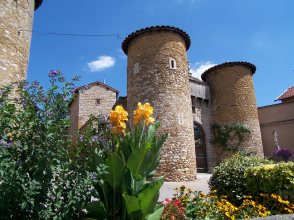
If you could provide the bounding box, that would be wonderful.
[274,148,292,161]
[167,185,294,219]
[0,71,107,219]
[208,153,273,205]
[245,162,294,203]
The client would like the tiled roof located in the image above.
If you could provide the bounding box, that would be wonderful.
[275,86,294,101]
[121,25,191,55]
[35,0,43,10]
[201,61,256,82]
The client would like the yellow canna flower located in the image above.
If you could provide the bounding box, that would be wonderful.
[109,105,128,135]
[133,102,155,126]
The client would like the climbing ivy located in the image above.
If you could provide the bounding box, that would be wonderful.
[211,123,253,155]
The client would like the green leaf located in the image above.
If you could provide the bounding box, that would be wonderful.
[141,176,165,192]
[122,194,142,219]
[119,136,131,163]
[153,133,168,157]
[137,180,162,219]
[141,121,160,145]
[104,153,126,191]
[86,201,109,219]
[146,153,160,179]
[146,205,164,220]
[126,131,134,150]
[91,151,105,174]
[125,170,146,196]
[127,143,152,180]
[38,158,47,172]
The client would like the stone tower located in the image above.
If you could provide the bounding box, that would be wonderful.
[0,0,43,86]
[201,62,264,163]
[122,26,197,181]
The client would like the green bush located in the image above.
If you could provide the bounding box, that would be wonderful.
[0,71,109,219]
[208,153,273,205]
[245,162,294,203]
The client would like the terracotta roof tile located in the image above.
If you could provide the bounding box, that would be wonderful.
[201,61,256,82]
[275,86,294,101]
[121,25,191,55]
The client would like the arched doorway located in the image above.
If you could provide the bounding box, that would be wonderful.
[194,123,208,173]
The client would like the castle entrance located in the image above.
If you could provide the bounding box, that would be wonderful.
[194,123,208,173]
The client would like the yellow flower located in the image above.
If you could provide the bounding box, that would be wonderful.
[109,105,128,135]
[133,102,155,126]
[244,215,250,219]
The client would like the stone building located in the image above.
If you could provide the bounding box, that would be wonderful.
[1,10,267,181]
[68,26,264,181]
[68,81,119,141]
[0,0,43,87]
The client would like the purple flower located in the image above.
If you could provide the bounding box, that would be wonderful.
[63,97,67,101]
[0,139,5,144]
[90,172,93,175]
[18,160,21,163]
[3,146,7,149]
[49,70,58,77]
[45,111,54,115]
[14,98,18,101]
[92,174,96,178]
[92,139,95,142]
[32,181,35,185]
[79,136,83,142]
[8,142,12,146]
[0,90,4,94]
[94,135,98,139]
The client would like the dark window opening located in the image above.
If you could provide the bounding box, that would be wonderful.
[96,99,101,104]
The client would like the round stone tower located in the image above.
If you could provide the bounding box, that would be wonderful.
[122,26,197,181]
[0,0,43,86]
[201,62,264,163]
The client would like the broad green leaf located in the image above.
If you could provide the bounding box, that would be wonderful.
[127,143,152,180]
[122,194,142,219]
[125,131,134,150]
[137,180,162,219]
[104,153,126,191]
[146,205,164,220]
[86,201,109,219]
[119,136,131,163]
[146,153,160,179]
[91,151,104,174]
[153,133,168,157]
[124,170,146,196]
[141,121,160,145]
[141,176,165,192]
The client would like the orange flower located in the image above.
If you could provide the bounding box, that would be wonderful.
[133,102,155,126]
[109,105,128,135]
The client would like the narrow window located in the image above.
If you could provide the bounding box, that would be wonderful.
[96,99,101,104]
[169,58,177,69]
[134,62,139,74]
[178,112,184,124]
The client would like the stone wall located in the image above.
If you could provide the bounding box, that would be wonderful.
[122,26,197,181]
[202,62,264,164]
[0,0,35,86]
[69,82,118,140]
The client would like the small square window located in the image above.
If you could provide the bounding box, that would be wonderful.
[96,99,101,104]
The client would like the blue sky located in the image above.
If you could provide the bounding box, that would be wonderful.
[27,0,294,107]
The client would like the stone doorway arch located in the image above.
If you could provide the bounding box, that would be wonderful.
[194,122,208,173]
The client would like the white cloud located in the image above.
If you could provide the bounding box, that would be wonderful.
[87,56,115,72]
[190,61,217,80]
[117,48,127,59]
